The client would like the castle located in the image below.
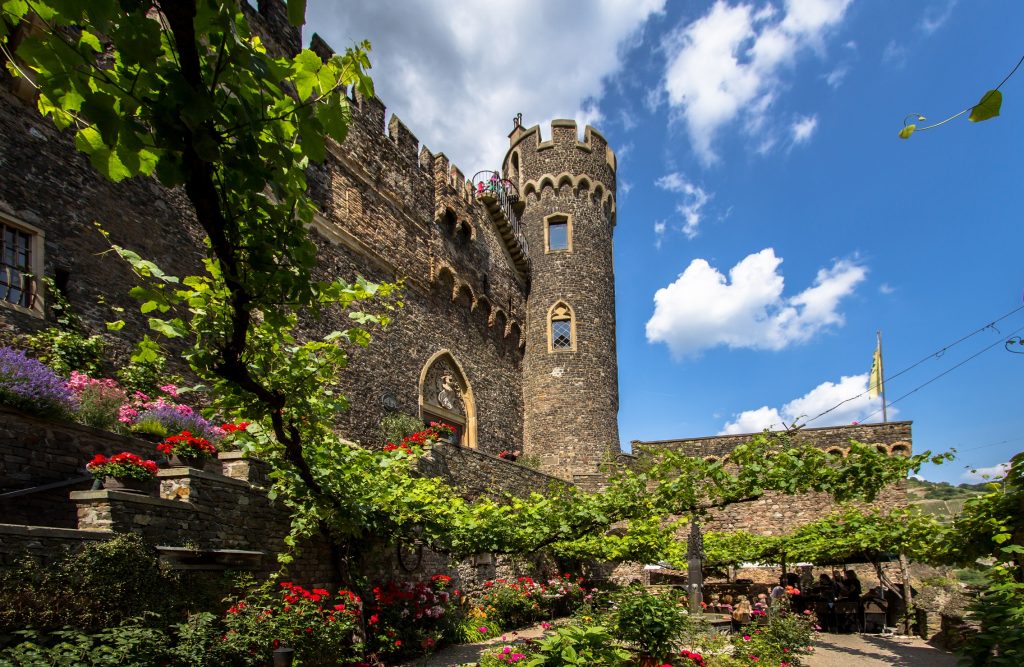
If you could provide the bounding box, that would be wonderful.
[0,0,622,484]
[0,0,911,564]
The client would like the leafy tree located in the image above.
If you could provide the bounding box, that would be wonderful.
[0,1,949,586]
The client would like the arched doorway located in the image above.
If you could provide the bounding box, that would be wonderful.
[419,350,476,448]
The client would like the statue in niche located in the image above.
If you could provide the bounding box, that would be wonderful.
[423,359,466,416]
[437,372,461,411]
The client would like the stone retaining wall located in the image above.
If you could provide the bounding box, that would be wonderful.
[0,408,568,587]
[0,406,160,527]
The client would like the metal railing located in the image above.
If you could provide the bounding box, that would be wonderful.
[472,171,530,262]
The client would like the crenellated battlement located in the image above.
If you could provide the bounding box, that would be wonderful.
[504,120,617,179]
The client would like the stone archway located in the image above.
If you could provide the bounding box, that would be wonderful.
[418,350,477,448]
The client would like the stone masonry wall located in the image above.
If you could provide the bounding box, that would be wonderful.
[636,422,913,572]
[0,2,529,458]
[514,121,621,478]
[0,406,162,527]
[0,409,565,587]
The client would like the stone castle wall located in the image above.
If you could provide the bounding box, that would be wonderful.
[636,421,913,539]
[0,2,538,456]
[513,121,622,477]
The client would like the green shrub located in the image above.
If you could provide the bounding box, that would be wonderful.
[477,581,544,630]
[524,624,630,667]
[75,382,128,430]
[0,622,170,667]
[170,579,363,667]
[727,604,815,666]
[116,353,181,396]
[957,562,1024,667]
[130,415,170,440]
[378,412,424,447]
[0,534,202,635]
[613,586,688,661]
[21,327,106,379]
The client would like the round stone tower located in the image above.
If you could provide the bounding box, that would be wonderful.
[503,118,620,480]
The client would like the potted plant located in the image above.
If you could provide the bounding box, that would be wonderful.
[158,430,218,469]
[87,452,159,493]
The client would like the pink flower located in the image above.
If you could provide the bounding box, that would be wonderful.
[160,384,179,397]
[117,404,139,424]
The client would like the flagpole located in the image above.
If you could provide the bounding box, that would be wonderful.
[877,330,888,423]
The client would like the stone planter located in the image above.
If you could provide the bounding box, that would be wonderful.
[165,453,209,469]
[97,476,157,494]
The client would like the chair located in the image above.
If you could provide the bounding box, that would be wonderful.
[834,599,862,633]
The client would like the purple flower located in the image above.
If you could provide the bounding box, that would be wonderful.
[134,405,220,441]
[0,347,76,418]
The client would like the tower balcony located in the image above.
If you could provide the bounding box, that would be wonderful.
[473,171,530,278]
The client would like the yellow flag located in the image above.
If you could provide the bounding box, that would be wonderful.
[868,343,883,398]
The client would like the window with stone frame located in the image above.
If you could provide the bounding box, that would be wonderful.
[545,214,571,252]
[548,302,575,352]
[0,215,43,315]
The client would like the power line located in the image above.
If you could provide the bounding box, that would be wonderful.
[804,303,1024,426]
[952,435,1024,454]
[858,321,1024,423]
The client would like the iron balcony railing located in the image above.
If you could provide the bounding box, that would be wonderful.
[472,171,530,276]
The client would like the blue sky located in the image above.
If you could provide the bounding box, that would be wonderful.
[307,0,1024,484]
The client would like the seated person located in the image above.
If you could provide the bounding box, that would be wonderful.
[753,593,769,611]
[720,594,734,613]
[731,595,753,631]
[841,570,862,600]
[816,573,837,599]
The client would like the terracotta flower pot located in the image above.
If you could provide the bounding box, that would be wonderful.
[101,476,157,494]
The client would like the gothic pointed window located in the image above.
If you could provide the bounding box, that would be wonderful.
[548,302,575,352]
[419,351,476,448]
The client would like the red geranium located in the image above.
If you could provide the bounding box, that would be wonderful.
[158,430,218,458]
[86,452,159,480]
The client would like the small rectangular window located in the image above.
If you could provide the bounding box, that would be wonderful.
[547,219,568,252]
[0,220,40,312]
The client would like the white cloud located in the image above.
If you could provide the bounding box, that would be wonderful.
[879,283,895,295]
[655,172,712,239]
[646,248,867,358]
[790,114,818,144]
[919,0,957,35]
[661,0,852,162]
[961,462,1010,483]
[882,40,908,67]
[824,65,848,88]
[653,219,667,248]
[720,373,891,434]
[307,0,666,173]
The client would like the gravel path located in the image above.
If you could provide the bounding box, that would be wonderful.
[805,633,959,667]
